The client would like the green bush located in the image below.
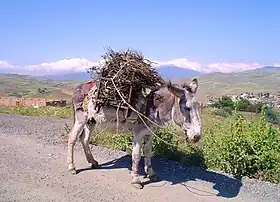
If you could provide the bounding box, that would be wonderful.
[152,125,179,157]
[234,99,251,111]
[235,101,265,113]
[265,107,280,125]
[210,97,266,114]
[255,103,265,113]
[211,107,232,117]
[211,96,235,109]
[0,106,73,118]
[202,107,280,183]
[151,125,205,167]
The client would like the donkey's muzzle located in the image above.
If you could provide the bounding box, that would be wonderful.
[193,134,201,143]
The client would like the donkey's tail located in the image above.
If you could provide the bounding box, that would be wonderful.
[71,98,76,125]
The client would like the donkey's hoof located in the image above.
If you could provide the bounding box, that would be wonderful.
[144,173,159,182]
[91,161,100,169]
[131,177,143,189]
[149,175,159,182]
[131,181,144,189]
[68,168,77,175]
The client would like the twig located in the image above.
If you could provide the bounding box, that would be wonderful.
[110,78,185,148]
[109,76,185,140]
[111,62,127,80]
[116,102,123,134]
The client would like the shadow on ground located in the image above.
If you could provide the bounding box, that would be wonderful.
[76,152,243,199]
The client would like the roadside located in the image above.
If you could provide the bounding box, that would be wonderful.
[0,114,279,202]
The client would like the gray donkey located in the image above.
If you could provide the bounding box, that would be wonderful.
[67,78,202,189]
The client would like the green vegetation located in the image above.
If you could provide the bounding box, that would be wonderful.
[1,105,279,184]
[265,107,280,126]
[202,107,280,183]
[209,96,280,127]
[0,105,73,118]
[174,71,280,102]
[209,96,264,113]
[0,73,81,99]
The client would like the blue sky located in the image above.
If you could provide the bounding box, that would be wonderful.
[0,0,279,75]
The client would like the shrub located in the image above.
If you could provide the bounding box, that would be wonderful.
[255,103,265,113]
[211,96,235,109]
[152,125,205,167]
[234,99,251,111]
[210,97,266,114]
[211,107,232,117]
[223,106,233,115]
[245,104,257,113]
[0,106,73,118]
[219,96,235,109]
[152,125,180,158]
[202,107,280,183]
[265,107,280,125]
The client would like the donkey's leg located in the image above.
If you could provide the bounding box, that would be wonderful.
[131,126,146,189]
[143,134,158,182]
[131,133,143,189]
[67,109,87,175]
[80,120,100,168]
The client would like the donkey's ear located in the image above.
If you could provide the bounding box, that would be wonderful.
[181,82,188,89]
[167,81,185,98]
[189,78,198,93]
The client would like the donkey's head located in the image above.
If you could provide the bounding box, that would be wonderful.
[167,78,202,143]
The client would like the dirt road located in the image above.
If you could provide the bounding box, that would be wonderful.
[0,114,279,202]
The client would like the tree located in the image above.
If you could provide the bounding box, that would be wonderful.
[234,99,251,111]
[219,96,235,109]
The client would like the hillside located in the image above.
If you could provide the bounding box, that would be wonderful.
[173,70,280,102]
[0,67,279,103]
[41,72,92,81]
[0,74,82,100]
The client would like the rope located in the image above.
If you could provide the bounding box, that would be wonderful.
[110,77,187,148]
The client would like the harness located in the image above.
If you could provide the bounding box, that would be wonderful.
[81,81,96,96]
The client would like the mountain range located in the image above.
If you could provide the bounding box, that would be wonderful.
[0,65,279,102]
[1,64,279,81]
[40,65,280,81]
[245,66,280,73]
[41,65,203,81]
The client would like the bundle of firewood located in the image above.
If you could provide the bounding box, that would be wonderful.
[88,48,165,107]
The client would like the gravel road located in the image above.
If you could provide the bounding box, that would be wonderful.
[0,113,279,202]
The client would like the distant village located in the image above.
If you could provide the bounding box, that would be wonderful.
[207,91,280,109]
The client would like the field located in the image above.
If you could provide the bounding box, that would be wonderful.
[0,74,80,100]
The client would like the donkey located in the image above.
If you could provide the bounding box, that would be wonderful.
[67,78,202,189]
